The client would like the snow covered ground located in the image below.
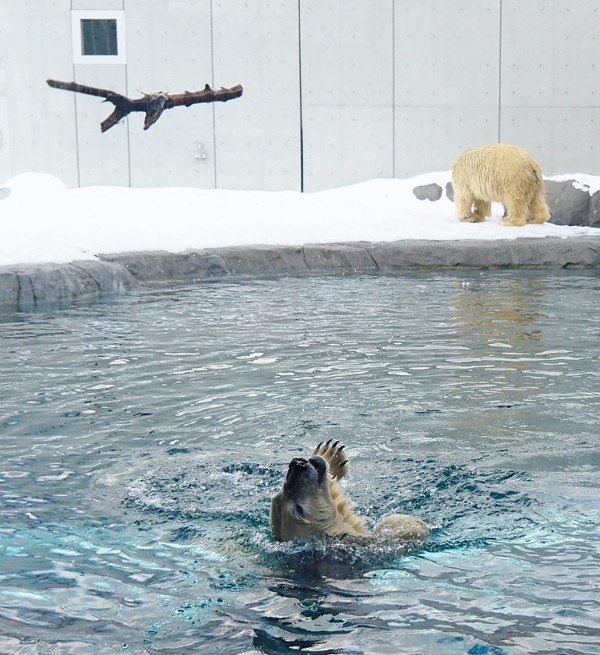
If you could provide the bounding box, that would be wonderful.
[1,171,599,268]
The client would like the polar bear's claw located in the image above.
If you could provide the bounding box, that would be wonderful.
[312,439,349,481]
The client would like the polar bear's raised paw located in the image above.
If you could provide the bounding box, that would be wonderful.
[312,439,348,481]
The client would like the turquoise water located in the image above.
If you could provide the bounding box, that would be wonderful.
[0,270,599,654]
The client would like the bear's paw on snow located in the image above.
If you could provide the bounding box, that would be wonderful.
[452,143,550,227]
[270,440,429,543]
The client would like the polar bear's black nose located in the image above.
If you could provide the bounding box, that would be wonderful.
[284,457,314,497]
[290,457,309,469]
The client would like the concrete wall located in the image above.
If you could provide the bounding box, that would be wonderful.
[0,1,599,192]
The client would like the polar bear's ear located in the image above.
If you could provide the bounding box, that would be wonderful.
[311,440,348,481]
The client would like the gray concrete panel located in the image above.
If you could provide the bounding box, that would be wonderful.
[0,99,10,184]
[303,105,394,190]
[300,0,394,191]
[126,0,216,188]
[393,0,501,176]
[501,1,600,108]
[393,1,500,108]
[72,0,123,9]
[501,108,600,175]
[212,0,302,191]
[73,65,130,186]
[0,0,79,186]
[394,107,498,178]
[499,0,600,175]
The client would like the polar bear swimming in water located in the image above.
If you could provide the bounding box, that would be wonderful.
[270,440,429,542]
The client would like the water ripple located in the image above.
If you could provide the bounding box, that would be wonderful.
[0,271,599,653]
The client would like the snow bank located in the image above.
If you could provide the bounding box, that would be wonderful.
[1,171,599,267]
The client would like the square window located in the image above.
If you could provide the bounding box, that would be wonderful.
[72,10,126,64]
[81,19,118,56]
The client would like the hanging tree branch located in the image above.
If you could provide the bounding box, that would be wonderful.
[46,79,243,132]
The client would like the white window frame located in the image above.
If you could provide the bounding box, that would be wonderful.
[72,10,127,65]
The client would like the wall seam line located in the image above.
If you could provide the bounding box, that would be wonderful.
[498,0,503,142]
[210,0,217,188]
[392,0,396,178]
[298,0,304,193]
[71,0,81,187]
[124,0,131,187]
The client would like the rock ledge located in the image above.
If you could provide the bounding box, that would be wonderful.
[2,236,600,312]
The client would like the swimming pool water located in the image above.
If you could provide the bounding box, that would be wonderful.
[0,270,599,654]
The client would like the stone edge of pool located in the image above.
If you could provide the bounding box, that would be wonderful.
[2,235,600,311]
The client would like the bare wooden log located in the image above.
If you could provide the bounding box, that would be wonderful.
[46,79,243,132]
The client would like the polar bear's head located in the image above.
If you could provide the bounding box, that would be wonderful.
[270,454,339,542]
[270,444,369,542]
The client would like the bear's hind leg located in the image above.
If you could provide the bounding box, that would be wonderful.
[499,198,528,226]
[455,192,484,223]
[472,200,491,221]
[527,194,551,224]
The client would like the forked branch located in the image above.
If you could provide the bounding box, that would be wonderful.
[46,79,243,132]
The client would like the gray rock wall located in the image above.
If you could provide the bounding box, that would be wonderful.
[414,179,600,227]
[2,237,600,312]
[0,260,135,312]
[544,181,599,227]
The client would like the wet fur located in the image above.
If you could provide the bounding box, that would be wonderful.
[270,440,429,542]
